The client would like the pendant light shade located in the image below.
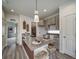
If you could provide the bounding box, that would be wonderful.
[34,0,39,22]
[34,10,39,22]
[34,14,39,22]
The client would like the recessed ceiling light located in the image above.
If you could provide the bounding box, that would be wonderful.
[43,9,47,12]
[11,9,14,12]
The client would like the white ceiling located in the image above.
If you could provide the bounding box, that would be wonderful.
[2,0,75,18]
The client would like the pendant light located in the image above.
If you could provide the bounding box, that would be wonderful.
[34,0,39,22]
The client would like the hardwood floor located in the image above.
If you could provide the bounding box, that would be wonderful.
[55,51,75,59]
[2,43,75,59]
[2,44,28,59]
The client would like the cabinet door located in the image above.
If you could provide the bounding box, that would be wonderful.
[38,20,44,26]
[47,17,56,25]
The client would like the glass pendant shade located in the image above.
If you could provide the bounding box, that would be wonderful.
[34,14,39,22]
[34,10,39,22]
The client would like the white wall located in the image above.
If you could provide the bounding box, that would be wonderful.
[2,10,5,19]
[2,9,7,48]
[5,14,19,23]
[18,15,33,45]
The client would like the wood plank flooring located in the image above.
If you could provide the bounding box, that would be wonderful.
[2,44,28,59]
[2,43,75,59]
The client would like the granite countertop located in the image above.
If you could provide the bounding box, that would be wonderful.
[23,37,55,51]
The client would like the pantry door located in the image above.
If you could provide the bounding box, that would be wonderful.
[62,14,76,57]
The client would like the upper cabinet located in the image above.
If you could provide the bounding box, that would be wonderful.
[45,14,59,30]
[38,13,59,30]
[46,16,56,25]
[38,19,45,26]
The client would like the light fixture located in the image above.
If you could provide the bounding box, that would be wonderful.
[34,0,39,22]
[11,9,14,12]
[43,9,47,12]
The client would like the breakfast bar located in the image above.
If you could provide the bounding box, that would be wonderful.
[22,37,54,59]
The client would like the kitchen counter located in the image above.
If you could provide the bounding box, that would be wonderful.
[23,37,54,51]
[22,37,55,59]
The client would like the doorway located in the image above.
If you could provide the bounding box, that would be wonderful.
[31,22,36,37]
[7,22,17,45]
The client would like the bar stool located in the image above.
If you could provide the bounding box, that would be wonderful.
[47,43,57,59]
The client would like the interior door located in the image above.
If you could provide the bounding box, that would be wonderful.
[62,14,76,57]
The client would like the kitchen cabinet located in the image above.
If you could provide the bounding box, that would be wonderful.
[38,20,45,26]
[38,14,59,30]
[47,17,56,25]
[44,14,59,30]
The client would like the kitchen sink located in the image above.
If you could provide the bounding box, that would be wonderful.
[32,40,41,45]
[43,38,48,40]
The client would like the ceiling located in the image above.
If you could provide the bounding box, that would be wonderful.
[2,0,75,19]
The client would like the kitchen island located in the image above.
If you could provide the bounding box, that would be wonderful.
[22,37,54,59]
